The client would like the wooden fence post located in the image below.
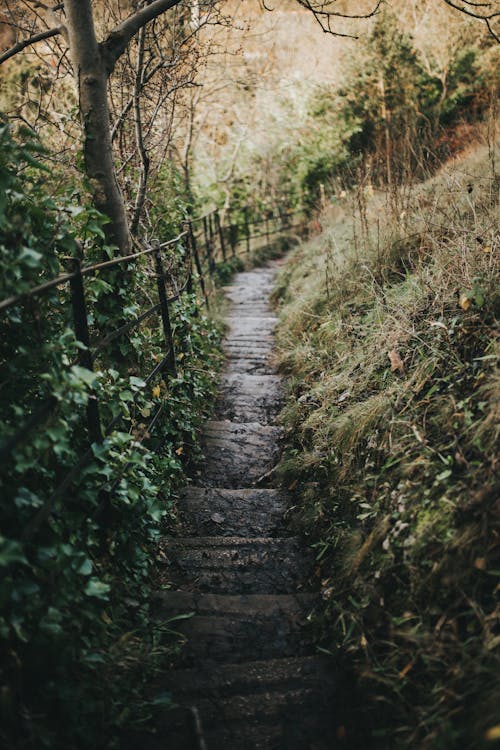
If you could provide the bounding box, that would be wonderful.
[215,209,227,262]
[188,221,209,309]
[244,207,250,255]
[228,209,237,258]
[208,212,216,271]
[69,259,102,445]
[153,241,177,378]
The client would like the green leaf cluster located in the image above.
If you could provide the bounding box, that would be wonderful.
[0,125,223,749]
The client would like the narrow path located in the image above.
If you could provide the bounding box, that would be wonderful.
[155,262,337,749]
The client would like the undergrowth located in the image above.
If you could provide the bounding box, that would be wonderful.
[0,125,224,748]
[274,142,499,749]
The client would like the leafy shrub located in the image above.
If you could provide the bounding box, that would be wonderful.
[0,124,222,748]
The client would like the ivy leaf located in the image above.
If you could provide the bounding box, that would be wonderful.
[70,365,98,388]
[0,537,28,567]
[84,579,111,600]
[130,376,146,390]
[78,558,93,576]
[19,247,43,268]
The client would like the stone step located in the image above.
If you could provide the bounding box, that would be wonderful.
[225,301,274,313]
[198,421,281,488]
[214,374,283,423]
[177,487,288,537]
[154,591,317,663]
[224,357,276,375]
[227,316,277,336]
[158,536,313,594]
[128,656,337,750]
[223,342,274,359]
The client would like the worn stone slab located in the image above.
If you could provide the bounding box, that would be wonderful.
[214,374,283,424]
[159,536,312,594]
[224,354,276,376]
[131,656,337,750]
[199,421,282,488]
[154,591,316,663]
[227,316,277,337]
[178,487,288,537]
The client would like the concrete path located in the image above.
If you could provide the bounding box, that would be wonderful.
[150,262,337,749]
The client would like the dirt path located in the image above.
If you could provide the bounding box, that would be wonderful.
[152,262,337,749]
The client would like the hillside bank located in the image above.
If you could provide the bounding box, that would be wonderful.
[274,142,499,748]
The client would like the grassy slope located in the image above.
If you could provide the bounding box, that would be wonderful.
[274,143,499,749]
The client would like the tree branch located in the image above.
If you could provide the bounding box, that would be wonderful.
[102,0,184,71]
[0,26,62,65]
[294,0,382,37]
[442,0,500,41]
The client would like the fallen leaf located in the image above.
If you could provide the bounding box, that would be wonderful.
[152,385,161,398]
[483,245,491,253]
[336,725,347,740]
[388,350,404,374]
[399,659,415,678]
[288,479,298,491]
[485,725,500,741]
[474,557,486,571]
[459,293,471,311]
[175,446,183,456]
[211,513,224,524]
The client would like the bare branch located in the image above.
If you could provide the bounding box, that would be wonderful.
[102,0,184,71]
[442,0,500,41]
[294,0,383,37]
[0,26,62,65]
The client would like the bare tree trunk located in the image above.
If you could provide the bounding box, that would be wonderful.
[130,24,150,236]
[65,0,131,254]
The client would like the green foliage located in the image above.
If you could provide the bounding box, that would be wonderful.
[0,125,223,749]
[148,161,190,238]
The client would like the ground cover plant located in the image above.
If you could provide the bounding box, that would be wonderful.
[274,140,499,748]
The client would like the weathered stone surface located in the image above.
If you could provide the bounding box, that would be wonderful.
[198,421,282,488]
[214,373,283,423]
[159,536,313,594]
[227,315,277,336]
[153,591,317,663]
[223,352,277,375]
[177,488,288,537]
[137,261,337,750]
[133,656,338,750]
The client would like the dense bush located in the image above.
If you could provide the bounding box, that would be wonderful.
[0,125,222,749]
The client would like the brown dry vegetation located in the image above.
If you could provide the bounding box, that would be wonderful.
[274,134,499,747]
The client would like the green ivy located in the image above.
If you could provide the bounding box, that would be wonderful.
[0,124,223,748]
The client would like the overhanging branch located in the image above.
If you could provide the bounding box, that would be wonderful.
[0,26,63,65]
[294,0,382,37]
[442,0,500,41]
[102,0,184,71]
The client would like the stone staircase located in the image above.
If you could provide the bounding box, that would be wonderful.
[143,265,337,749]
